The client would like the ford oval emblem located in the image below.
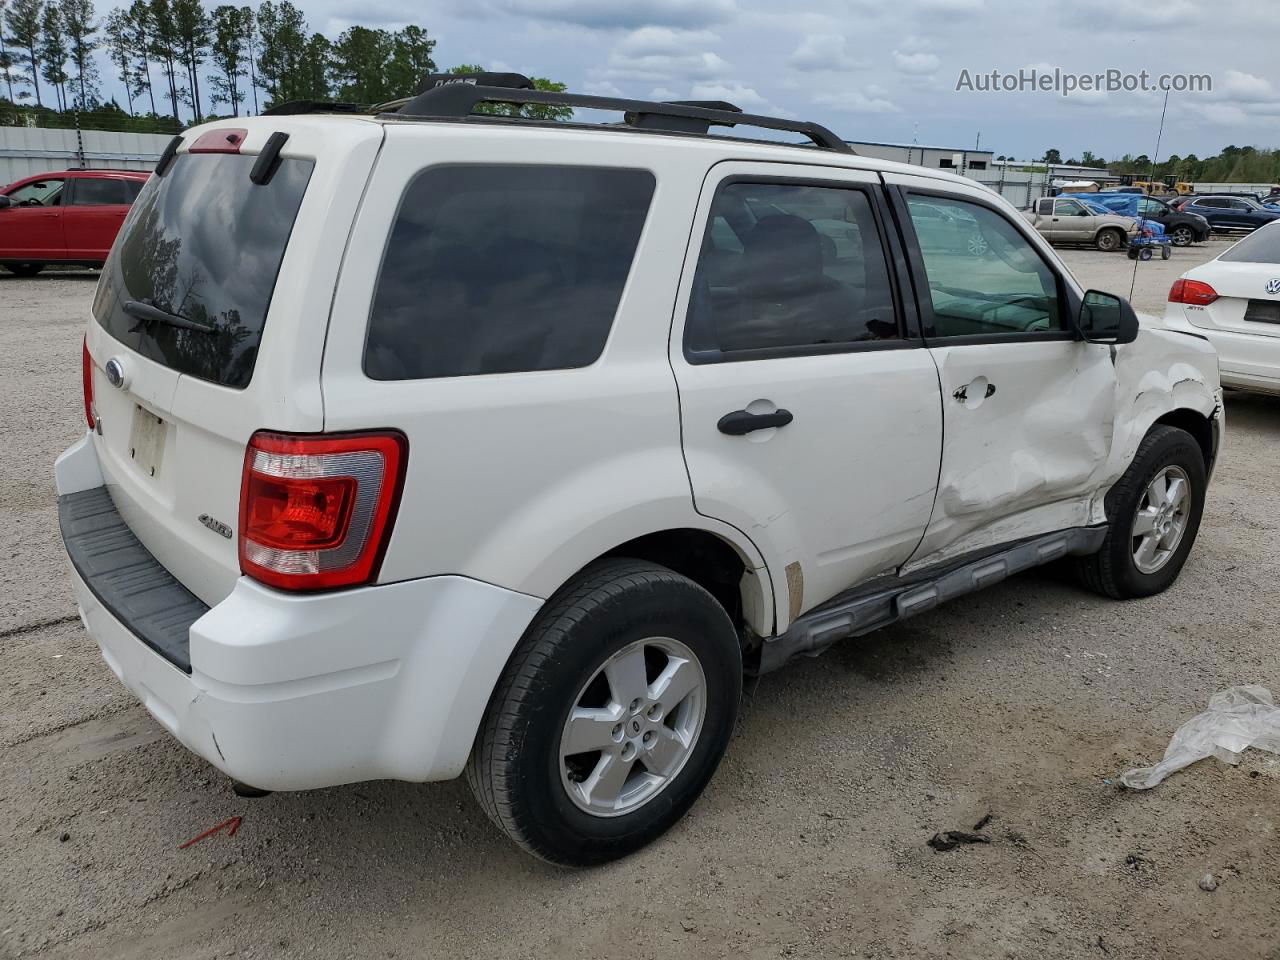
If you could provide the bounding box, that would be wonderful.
[104,357,126,389]
[1267,278,1280,295]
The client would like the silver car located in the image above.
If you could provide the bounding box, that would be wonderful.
[1021,197,1137,252]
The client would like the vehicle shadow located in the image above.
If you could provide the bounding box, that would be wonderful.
[0,270,99,281]
[1223,390,1280,429]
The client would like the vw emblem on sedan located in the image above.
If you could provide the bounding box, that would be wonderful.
[1267,278,1280,295]
[104,357,127,389]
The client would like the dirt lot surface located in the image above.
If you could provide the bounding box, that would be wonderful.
[3,242,1279,960]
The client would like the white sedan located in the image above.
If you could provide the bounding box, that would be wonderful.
[1163,221,1280,395]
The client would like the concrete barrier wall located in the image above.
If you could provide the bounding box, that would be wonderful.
[0,127,170,184]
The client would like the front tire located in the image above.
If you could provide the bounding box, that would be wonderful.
[1169,225,1194,246]
[1096,228,1124,252]
[466,559,742,866]
[1077,425,1207,600]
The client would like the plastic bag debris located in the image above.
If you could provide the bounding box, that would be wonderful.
[1120,686,1280,790]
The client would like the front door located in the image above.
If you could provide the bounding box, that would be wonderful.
[888,174,1118,568]
[62,177,136,260]
[1054,198,1095,242]
[0,177,66,259]
[670,163,943,630]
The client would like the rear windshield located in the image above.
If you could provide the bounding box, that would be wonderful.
[364,164,655,380]
[93,153,313,389]
[1219,224,1280,264]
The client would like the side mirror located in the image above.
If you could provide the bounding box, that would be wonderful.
[1079,290,1139,345]
[0,196,11,209]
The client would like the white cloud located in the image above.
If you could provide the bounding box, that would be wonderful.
[690,81,776,112]
[893,50,940,74]
[787,34,865,72]
[461,0,739,29]
[1069,0,1198,28]
[1214,70,1275,104]
[916,0,984,12]
[596,27,732,86]
[582,79,624,96]
[814,87,901,114]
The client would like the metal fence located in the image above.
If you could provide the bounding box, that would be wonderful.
[0,126,170,184]
[968,168,1053,208]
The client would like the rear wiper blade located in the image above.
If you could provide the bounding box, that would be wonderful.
[123,299,216,335]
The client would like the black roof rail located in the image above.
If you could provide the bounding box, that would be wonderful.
[389,82,852,153]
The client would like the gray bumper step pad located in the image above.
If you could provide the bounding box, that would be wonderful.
[58,487,207,673]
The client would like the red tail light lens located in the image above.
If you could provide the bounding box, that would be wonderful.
[82,337,95,429]
[189,127,248,154]
[238,431,407,591]
[1169,278,1219,306]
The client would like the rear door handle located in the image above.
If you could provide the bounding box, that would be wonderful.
[717,408,794,435]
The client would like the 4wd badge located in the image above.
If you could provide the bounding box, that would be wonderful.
[198,514,233,539]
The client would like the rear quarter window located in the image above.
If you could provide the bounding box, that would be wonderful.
[364,164,655,380]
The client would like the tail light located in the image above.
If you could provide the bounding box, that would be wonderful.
[1169,278,1218,306]
[82,337,95,429]
[238,431,407,591]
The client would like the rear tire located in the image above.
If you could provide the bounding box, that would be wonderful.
[3,262,45,277]
[1077,425,1206,600]
[1096,228,1124,252]
[466,559,742,866]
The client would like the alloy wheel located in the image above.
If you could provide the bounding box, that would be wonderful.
[1131,465,1192,574]
[559,636,707,818]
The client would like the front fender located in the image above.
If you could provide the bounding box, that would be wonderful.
[1094,325,1221,516]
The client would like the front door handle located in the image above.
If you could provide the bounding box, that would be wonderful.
[953,382,997,402]
[717,408,794,436]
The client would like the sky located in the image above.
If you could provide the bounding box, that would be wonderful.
[101,0,1280,160]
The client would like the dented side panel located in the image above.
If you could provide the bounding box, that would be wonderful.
[906,326,1220,573]
[906,339,1117,569]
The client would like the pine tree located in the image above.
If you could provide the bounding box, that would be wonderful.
[254,0,306,107]
[39,0,68,110]
[126,0,155,114]
[147,0,184,123]
[103,7,134,113]
[384,24,433,99]
[208,3,245,114]
[60,0,99,108]
[5,0,43,107]
[171,0,207,120]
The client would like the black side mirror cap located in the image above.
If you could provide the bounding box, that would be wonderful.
[1079,289,1140,345]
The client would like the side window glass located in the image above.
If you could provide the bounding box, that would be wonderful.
[1054,200,1083,217]
[905,194,1063,339]
[1037,199,1054,215]
[365,165,655,380]
[9,179,64,206]
[684,181,900,359]
[70,178,130,205]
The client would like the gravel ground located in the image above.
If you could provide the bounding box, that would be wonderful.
[3,242,1279,960]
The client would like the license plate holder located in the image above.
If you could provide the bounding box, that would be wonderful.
[128,406,168,479]
[1244,299,1280,325]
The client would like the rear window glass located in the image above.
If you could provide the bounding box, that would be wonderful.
[364,164,655,380]
[93,153,313,389]
[1219,224,1280,263]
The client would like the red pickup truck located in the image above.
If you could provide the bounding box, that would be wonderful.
[0,169,150,276]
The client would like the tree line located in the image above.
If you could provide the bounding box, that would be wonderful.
[0,0,565,133]
[1020,146,1280,185]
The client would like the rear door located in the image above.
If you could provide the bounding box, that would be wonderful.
[886,173,1117,568]
[670,162,943,626]
[0,177,66,259]
[62,176,135,260]
[85,120,383,605]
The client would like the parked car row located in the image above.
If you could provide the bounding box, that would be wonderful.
[0,169,150,276]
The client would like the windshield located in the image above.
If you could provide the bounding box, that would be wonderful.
[93,153,313,389]
[1219,224,1280,264]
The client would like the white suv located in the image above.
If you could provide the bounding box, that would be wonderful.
[57,75,1223,866]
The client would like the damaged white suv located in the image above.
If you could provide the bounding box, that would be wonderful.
[57,75,1222,866]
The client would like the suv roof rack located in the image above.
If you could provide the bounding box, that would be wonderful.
[387,73,852,154]
[262,100,366,116]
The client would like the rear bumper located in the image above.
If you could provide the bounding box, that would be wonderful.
[55,434,543,790]
[1159,311,1280,396]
